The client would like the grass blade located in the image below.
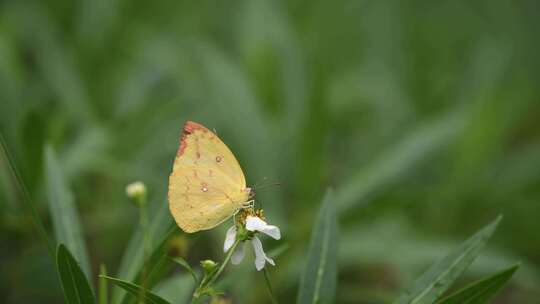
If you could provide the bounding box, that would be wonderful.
[0,133,54,257]
[297,189,338,304]
[437,264,520,304]
[394,215,502,304]
[56,244,95,304]
[111,201,174,304]
[101,275,171,304]
[45,145,91,278]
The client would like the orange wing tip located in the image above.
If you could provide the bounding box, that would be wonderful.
[184,121,210,134]
[176,120,211,157]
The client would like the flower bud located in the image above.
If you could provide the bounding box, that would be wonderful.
[126,181,147,207]
[201,259,218,274]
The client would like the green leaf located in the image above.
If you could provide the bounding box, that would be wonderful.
[297,189,338,304]
[45,145,91,278]
[56,244,96,304]
[394,215,503,304]
[101,275,171,304]
[0,134,55,258]
[169,257,198,284]
[437,264,519,304]
[111,201,174,304]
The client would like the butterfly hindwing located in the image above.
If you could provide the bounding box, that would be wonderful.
[168,121,250,233]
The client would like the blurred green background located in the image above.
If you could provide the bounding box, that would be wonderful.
[1,0,540,303]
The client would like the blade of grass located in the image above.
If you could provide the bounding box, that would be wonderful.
[45,145,91,279]
[101,275,171,304]
[111,202,174,304]
[0,133,54,257]
[297,189,338,304]
[394,215,502,304]
[57,244,95,304]
[437,264,520,304]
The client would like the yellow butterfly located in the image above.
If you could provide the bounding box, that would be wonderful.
[168,121,253,233]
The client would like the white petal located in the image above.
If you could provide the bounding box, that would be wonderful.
[260,225,281,240]
[223,226,237,252]
[251,237,275,271]
[265,255,275,266]
[231,242,245,265]
[245,216,268,232]
[246,216,281,240]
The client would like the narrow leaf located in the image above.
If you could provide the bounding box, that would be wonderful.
[45,145,91,278]
[394,215,502,304]
[437,264,519,304]
[297,189,338,304]
[112,201,174,304]
[101,275,171,304]
[0,134,54,257]
[56,244,95,304]
[169,257,198,283]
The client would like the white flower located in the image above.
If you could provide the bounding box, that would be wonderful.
[223,216,281,271]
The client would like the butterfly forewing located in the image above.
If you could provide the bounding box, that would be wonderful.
[168,121,250,233]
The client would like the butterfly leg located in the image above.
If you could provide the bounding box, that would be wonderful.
[241,200,255,209]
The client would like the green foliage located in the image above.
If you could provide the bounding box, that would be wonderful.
[0,134,55,257]
[101,275,170,304]
[0,0,539,303]
[45,145,91,278]
[56,244,95,304]
[437,264,520,304]
[297,190,338,304]
[169,257,198,284]
[394,216,502,304]
[111,202,174,304]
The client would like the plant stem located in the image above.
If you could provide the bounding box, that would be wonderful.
[99,264,108,304]
[263,268,278,304]
[138,203,151,304]
[192,239,240,301]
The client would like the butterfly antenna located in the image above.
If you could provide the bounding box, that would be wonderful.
[253,182,281,192]
[251,176,269,190]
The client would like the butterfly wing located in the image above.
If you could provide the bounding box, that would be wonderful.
[168,121,250,233]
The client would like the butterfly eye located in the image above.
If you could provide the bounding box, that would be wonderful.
[201,182,209,192]
[215,156,223,163]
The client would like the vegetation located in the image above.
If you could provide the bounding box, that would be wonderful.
[1,0,539,303]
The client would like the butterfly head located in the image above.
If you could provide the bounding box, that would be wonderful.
[245,187,256,199]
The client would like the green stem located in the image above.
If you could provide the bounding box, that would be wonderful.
[263,268,278,304]
[192,239,240,301]
[99,264,108,304]
[138,203,151,304]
